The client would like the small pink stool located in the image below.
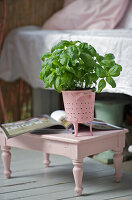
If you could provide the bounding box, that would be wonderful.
[0,129,128,196]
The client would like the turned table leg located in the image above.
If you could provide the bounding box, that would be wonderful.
[113,149,123,182]
[72,159,83,196]
[43,153,50,167]
[1,146,12,178]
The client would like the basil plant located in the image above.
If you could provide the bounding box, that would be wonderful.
[40,40,122,93]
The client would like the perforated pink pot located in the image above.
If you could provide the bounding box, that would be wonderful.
[62,90,95,136]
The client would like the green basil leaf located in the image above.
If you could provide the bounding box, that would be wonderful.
[79,43,96,57]
[59,53,69,65]
[43,73,54,88]
[61,73,74,89]
[104,53,115,60]
[40,68,46,80]
[100,59,115,68]
[97,79,106,93]
[96,53,104,62]
[78,42,89,52]
[106,76,116,88]
[55,68,62,75]
[67,45,79,60]
[40,66,51,80]
[52,60,60,67]
[41,63,46,69]
[90,73,98,83]
[65,66,75,74]
[48,73,55,87]
[87,45,96,57]
[109,64,122,77]
[80,53,97,68]
[51,40,71,53]
[41,52,52,61]
[55,77,61,93]
[96,66,106,78]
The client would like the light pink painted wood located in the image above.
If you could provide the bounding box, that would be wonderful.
[73,122,78,137]
[1,146,11,178]
[0,129,128,195]
[62,90,95,136]
[0,131,6,146]
[113,150,123,182]
[72,159,83,195]
[40,129,127,144]
[43,153,50,167]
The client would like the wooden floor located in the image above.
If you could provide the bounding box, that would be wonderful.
[121,160,132,174]
[0,148,132,200]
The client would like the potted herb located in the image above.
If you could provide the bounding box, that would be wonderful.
[40,40,122,136]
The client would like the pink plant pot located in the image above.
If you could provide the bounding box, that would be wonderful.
[62,90,95,136]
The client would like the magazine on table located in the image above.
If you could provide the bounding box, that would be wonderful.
[0,110,123,139]
[0,115,72,139]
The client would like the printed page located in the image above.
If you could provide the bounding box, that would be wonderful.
[0,116,62,138]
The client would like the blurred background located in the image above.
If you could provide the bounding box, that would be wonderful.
[0,0,64,123]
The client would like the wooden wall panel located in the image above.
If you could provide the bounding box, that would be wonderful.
[0,0,64,41]
[0,0,64,123]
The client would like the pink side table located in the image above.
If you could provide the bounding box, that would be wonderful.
[0,129,128,195]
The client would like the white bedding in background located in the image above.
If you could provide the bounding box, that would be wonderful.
[0,26,132,96]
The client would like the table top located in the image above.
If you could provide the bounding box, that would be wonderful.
[26,129,128,144]
[0,129,128,146]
